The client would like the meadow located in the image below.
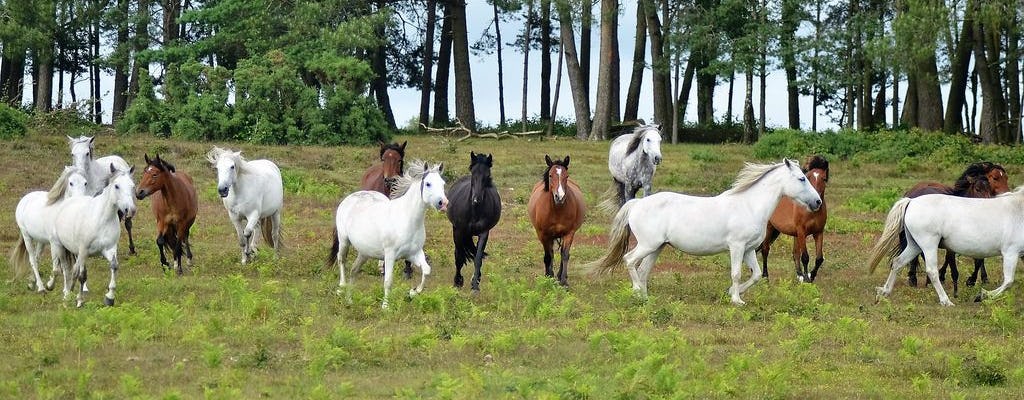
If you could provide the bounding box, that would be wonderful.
[2,130,1024,399]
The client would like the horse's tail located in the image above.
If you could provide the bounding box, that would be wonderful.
[326,230,340,268]
[597,180,622,215]
[586,199,636,275]
[260,214,283,252]
[868,198,912,274]
[455,231,477,264]
[9,236,29,281]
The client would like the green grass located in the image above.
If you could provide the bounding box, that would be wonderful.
[2,131,1024,398]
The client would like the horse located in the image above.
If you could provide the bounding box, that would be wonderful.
[759,155,830,283]
[868,187,1024,306]
[206,147,284,265]
[446,152,502,291]
[527,155,586,287]
[49,164,136,307]
[588,159,822,305]
[903,162,1010,295]
[360,141,407,197]
[327,160,448,309]
[68,135,137,255]
[136,154,199,275]
[607,124,663,206]
[10,166,90,292]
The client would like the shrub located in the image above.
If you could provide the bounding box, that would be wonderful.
[0,103,29,139]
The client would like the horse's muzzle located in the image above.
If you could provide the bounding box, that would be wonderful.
[653,156,662,165]
[438,198,449,212]
[218,187,229,198]
[135,189,150,200]
[808,199,822,211]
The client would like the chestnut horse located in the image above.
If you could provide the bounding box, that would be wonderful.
[760,155,829,283]
[904,162,1009,295]
[527,155,586,286]
[360,141,407,197]
[136,154,198,275]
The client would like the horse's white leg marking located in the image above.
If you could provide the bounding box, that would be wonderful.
[738,249,763,294]
[244,210,261,257]
[335,237,349,289]
[349,254,367,285]
[74,247,88,308]
[728,245,747,305]
[623,244,657,296]
[410,250,430,296]
[24,235,45,292]
[103,247,118,305]
[922,246,953,306]
[381,252,396,309]
[981,253,1018,300]
[229,211,248,263]
[52,245,71,301]
[636,246,664,296]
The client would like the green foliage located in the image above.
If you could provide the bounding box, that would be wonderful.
[846,188,904,213]
[0,103,28,139]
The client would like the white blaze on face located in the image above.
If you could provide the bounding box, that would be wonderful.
[812,171,821,181]
[555,168,565,202]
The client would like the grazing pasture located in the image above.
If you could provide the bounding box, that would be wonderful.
[2,132,1024,398]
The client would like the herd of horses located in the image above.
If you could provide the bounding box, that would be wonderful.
[7,126,1018,309]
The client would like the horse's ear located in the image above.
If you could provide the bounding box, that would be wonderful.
[129,166,135,175]
[439,162,444,173]
[88,136,95,144]
[66,135,74,143]
[144,153,151,164]
[470,151,476,164]
[545,155,553,166]
[487,154,493,166]
[563,156,570,168]
[109,163,116,174]
[784,158,792,169]
[400,141,407,151]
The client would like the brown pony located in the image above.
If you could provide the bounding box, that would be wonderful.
[136,154,198,275]
[760,155,829,283]
[360,141,407,197]
[527,155,586,286]
[904,161,1010,295]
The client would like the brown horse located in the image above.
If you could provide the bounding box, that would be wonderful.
[360,141,407,197]
[136,154,198,275]
[904,161,1010,295]
[527,155,586,286]
[760,155,829,283]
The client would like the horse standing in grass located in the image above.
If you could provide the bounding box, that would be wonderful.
[608,124,663,206]
[207,147,284,265]
[446,152,501,291]
[760,155,830,283]
[327,160,448,309]
[869,188,1024,306]
[50,165,137,307]
[528,155,586,287]
[360,141,406,197]
[136,154,198,275]
[10,166,90,292]
[903,162,1009,295]
[68,135,137,254]
[588,160,822,305]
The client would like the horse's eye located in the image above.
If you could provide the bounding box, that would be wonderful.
[230,165,235,170]
[425,183,432,188]
[799,177,806,182]
[115,185,120,190]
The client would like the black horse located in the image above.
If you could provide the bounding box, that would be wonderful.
[446,152,502,291]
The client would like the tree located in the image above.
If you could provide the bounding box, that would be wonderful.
[623,1,646,122]
[433,0,453,126]
[540,0,552,121]
[779,0,803,129]
[590,0,617,140]
[112,0,131,122]
[450,0,475,130]
[556,0,591,139]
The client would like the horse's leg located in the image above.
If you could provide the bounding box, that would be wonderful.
[728,245,748,305]
[793,228,809,282]
[471,231,490,292]
[558,232,576,287]
[877,239,921,300]
[944,251,959,297]
[967,259,986,286]
[624,243,659,298]
[102,247,119,306]
[381,252,396,309]
[52,245,71,301]
[409,250,431,296]
[921,246,954,306]
[809,231,825,283]
[453,227,466,288]
[156,234,169,269]
[902,232,919,287]
[334,237,349,290]
[628,184,641,202]
[979,259,989,284]
[636,246,664,296]
[977,253,1018,302]
[738,249,764,294]
[23,235,46,292]
[123,213,136,255]
[229,212,248,264]
[35,239,57,291]
[759,226,780,279]
[270,211,283,255]
[171,227,185,276]
[182,229,194,267]
[74,246,88,308]
[243,211,261,260]
[542,237,555,278]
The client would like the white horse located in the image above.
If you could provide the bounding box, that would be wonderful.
[869,189,1024,306]
[589,160,822,305]
[68,135,137,254]
[206,147,284,264]
[608,124,663,206]
[327,160,448,309]
[11,166,90,292]
[50,165,136,307]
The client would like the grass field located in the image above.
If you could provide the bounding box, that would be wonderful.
[2,131,1024,398]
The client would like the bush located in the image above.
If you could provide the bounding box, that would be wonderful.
[0,103,29,139]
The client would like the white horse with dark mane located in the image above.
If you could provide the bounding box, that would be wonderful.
[50,165,136,307]
[608,124,663,206]
[68,135,137,254]
[588,160,822,305]
[10,166,90,292]
[327,160,448,309]
[869,188,1024,306]
[206,147,284,264]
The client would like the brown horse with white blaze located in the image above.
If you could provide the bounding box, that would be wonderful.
[136,154,198,275]
[527,155,586,286]
[360,141,407,197]
[760,155,829,283]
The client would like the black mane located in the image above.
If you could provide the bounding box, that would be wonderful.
[951,161,1002,197]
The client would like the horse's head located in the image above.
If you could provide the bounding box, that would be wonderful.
[109,164,137,218]
[137,154,174,199]
[635,126,663,165]
[65,167,90,198]
[803,155,829,196]
[67,135,95,169]
[208,147,241,198]
[544,155,571,205]
[780,159,822,211]
[380,141,406,183]
[469,151,493,205]
[986,164,1010,195]
[420,162,448,212]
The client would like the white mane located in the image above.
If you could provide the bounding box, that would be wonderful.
[390,159,442,199]
[722,161,794,196]
[206,146,250,173]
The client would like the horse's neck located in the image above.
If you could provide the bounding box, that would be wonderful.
[725,175,785,221]
[87,185,121,223]
[393,183,428,221]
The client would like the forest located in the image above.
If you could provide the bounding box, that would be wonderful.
[0,0,1020,145]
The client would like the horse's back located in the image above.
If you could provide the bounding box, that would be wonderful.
[360,163,388,194]
[905,181,951,198]
[247,159,284,213]
[15,191,52,237]
[95,155,130,173]
[904,194,1018,256]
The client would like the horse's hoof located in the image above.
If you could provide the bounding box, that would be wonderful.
[408,289,419,297]
[966,279,976,287]
[974,292,985,303]
[874,287,888,304]
[45,281,55,291]
[940,300,954,307]
[104,296,115,306]
[454,276,464,288]
[471,288,480,295]
[76,300,84,308]
[731,298,746,306]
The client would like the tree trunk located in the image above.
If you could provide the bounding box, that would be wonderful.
[623,2,646,122]
[128,0,151,106]
[451,0,476,130]
[433,0,454,126]
[676,59,695,123]
[943,0,974,134]
[892,73,899,127]
[418,0,437,127]
[36,56,53,112]
[580,0,592,99]
[591,0,617,140]
[609,3,620,123]
[92,0,102,124]
[493,0,507,126]
[780,0,800,129]
[742,69,754,143]
[371,0,397,130]
[557,0,592,139]
[162,0,181,43]
[644,0,669,125]
[0,49,26,106]
[522,1,533,128]
[901,73,918,127]
[540,0,552,121]
[915,53,944,131]
[112,0,130,123]
[548,41,564,135]
[972,16,1007,143]
[873,73,887,125]
[726,71,734,123]
[1006,17,1021,143]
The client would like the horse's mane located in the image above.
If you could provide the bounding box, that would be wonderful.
[47,166,84,205]
[206,146,248,173]
[542,158,569,192]
[951,161,1002,196]
[997,186,1024,198]
[803,155,829,182]
[722,161,791,195]
[390,159,442,199]
[625,124,660,156]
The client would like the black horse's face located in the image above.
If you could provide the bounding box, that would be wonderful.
[469,152,493,205]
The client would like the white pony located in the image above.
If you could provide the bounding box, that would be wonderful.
[50,165,137,307]
[327,160,448,309]
[206,147,284,264]
[589,160,822,305]
[10,166,90,292]
[608,124,663,206]
[68,135,137,254]
[869,189,1024,306]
